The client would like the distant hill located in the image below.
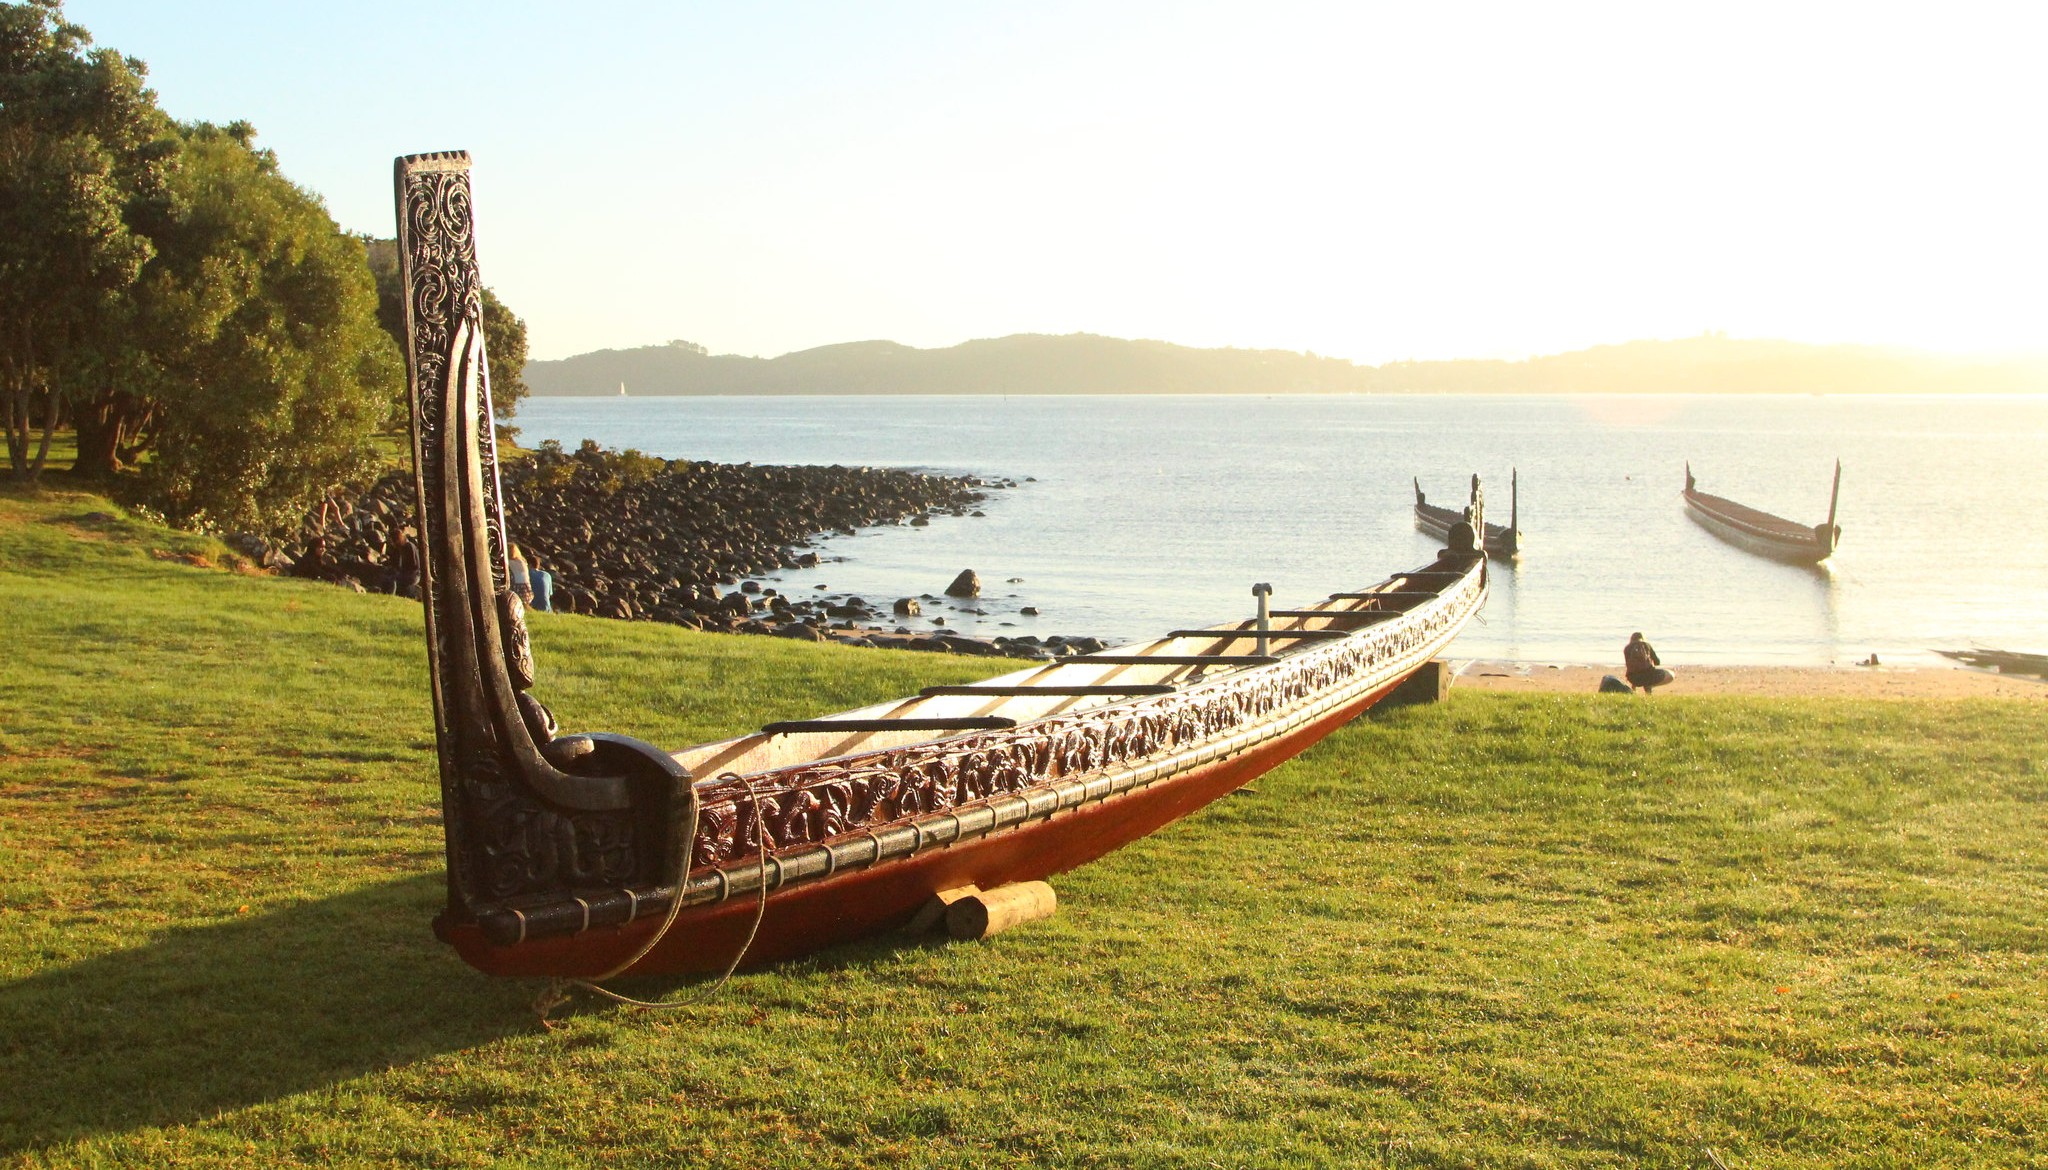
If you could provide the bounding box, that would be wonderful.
[524,333,2048,397]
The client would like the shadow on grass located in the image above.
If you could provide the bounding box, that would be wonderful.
[556,922,958,1016]
[0,874,532,1154]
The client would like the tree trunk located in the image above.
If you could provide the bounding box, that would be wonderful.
[4,390,24,478]
[71,394,124,480]
[5,380,56,483]
[30,392,58,477]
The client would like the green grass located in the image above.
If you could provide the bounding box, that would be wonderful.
[2,486,2044,1168]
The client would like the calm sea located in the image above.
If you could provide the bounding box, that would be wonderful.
[515,394,2048,667]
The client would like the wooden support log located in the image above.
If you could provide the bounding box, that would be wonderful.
[1380,658,1452,708]
[903,884,981,935]
[945,881,1057,941]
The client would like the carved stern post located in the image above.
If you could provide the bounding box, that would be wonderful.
[393,152,696,958]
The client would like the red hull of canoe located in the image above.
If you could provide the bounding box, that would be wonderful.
[443,672,1409,977]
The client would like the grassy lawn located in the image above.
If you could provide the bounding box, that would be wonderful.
[2,486,2043,1168]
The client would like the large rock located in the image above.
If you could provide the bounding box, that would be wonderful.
[944,569,981,598]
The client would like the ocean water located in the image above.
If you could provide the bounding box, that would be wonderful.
[515,393,2048,667]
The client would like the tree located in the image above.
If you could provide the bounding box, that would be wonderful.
[128,122,399,532]
[0,0,175,481]
[479,286,529,418]
[365,236,529,423]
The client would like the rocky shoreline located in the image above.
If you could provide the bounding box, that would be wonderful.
[246,441,1104,660]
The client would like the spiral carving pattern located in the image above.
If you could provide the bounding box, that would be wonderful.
[401,155,644,902]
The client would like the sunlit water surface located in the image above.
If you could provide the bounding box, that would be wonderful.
[516,394,2048,667]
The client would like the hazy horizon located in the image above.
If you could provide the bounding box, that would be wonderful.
[550,329,2048,368]
[64,2,2047,366]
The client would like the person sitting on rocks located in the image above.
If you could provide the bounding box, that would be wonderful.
[293,533,330,580]
[528,556,553,612]
[1624,631,1676,693]
[507,544,533,606]
[386,527,421,599]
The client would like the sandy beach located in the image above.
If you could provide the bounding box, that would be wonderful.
[1452,659,2048,699]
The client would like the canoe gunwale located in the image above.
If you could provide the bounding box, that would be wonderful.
[681,557,1485,870]
[678,557,1484,900]
[1682,488,1814,544]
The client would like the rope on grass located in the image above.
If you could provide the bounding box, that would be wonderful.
[534,779,770,1020]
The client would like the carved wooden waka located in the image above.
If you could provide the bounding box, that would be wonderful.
[1935,648,2048,679]
[395,151,1491,978]
[1416,470,1519,560]
[1683,461,1841,565]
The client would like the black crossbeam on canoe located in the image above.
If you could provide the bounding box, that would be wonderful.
[1166,628,1354,640]
[919,684,1179,697]
[1325,592,1432,604]
[762,716,1018,735]
[1265,609,1406,620]
[1361,571,1468,584]
[1077,655,1279,665]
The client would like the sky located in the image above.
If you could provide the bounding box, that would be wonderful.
[59,1,2048,364]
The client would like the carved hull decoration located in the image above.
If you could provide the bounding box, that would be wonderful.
[395,152,1489,979]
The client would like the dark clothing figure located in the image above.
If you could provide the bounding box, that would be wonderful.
[387,529,421,599]
[1625,632,1676,693]
[294,535,330,580]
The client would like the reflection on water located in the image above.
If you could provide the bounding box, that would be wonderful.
[518,393,2048,667]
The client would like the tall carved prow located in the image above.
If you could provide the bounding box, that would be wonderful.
[393,152,695,953]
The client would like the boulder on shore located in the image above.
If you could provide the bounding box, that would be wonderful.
[945,569,981,598]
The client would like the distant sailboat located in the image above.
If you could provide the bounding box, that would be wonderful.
[618,381,628,397]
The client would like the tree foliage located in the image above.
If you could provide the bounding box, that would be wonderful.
[2,2,410,533]
[0,0,175,480]
[128,123,398,532]
[365,236,529,422]
[479,286,529,418]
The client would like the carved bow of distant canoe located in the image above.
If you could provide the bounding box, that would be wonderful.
[1416,469,1519,560]
[394,151,1489,979]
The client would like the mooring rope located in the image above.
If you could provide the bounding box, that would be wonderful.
[534,779,770,1019]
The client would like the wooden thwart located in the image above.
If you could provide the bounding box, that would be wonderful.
[1166,628,1353,640]
[919,684,1178,697]
[1077,654,1279,666]
[761,716,1016,735]
[1265,609,1405,620]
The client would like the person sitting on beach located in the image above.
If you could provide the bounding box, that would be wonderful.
[1624,632,1676,693]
